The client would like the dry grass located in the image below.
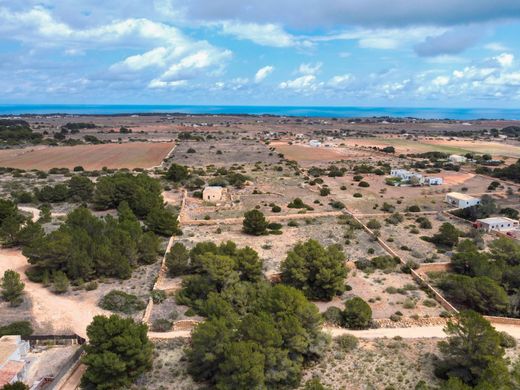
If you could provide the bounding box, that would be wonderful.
[0,142,174,170]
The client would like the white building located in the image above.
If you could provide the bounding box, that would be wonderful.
[0,336,30,387]
[424,177,443,186]
[202,186,224,202]
[476,217,519,232]
[390,169,424,184]
[449,154,467,164]
[445,192,481,208]
[309,140,321,147]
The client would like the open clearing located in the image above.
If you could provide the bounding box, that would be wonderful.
[341,137,520,159]
[0,142,174,170]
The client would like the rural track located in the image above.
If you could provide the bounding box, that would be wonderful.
[145,322,520,340]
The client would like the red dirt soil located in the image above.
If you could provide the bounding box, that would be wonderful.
[0,142,174,170]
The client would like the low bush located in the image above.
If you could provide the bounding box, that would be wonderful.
[336,334,359,352]
[0,321,33,337]
[151,319,172,332]
[99,290,146,314]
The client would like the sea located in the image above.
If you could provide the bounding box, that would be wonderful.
[1,104,520,120]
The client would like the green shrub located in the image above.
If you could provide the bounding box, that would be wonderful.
[99,290,146,314]
[343,297,372,329]
[499,331,517,348]
[358,181,370,187]
[84,281,98,291]
[0,321,33,337]
[271,205,282,213]
[323,306,344,326]
[151,290,167,304]
[152,319,172,332]
[336,334,359,352]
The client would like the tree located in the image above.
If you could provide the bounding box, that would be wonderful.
[166,242,191,276]
[1,382,29,390]
[1,270,24,306]
[82,314,153,390]
[304,378,332,390]
[137,232,160,264]
[343,297,372,329]
[216,341,265,390]
[242,209,268,236]
[435,310,508,387]
[281,239,347,300]
[68,175,94,202]
[145,207,181,236]
[53,271,69,294]
[165,163,189,182]
[432,223,460,248]
[438,275,509,315]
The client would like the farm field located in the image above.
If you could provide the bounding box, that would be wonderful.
[342,137,520,159]
[0,141,174,170]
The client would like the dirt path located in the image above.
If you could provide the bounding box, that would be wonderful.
[180,210,343,226]
[56,363,86,390]
[147,322,520,341]
[18,206,41,222]
[0,248,108,338]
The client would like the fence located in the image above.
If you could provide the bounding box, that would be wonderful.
[22,334,86,347]
[343,210,459,314]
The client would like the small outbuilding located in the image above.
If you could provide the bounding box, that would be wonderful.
[449,154,467,164]
[445,192,481,208]
[475,217,519,232]
[309,140,321,147]
[202,186,224,202]
[425,177,443,186]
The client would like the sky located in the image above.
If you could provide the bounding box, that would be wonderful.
[1,0,520,107]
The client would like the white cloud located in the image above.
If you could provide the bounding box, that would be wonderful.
[219,21,306,47]
[494,53,514,67]
[432,75,450,86]
[148,79,188,88]
[279,75,322,92]
[254,66,274,82]
[298,62,322,75]
[328,74,355,87]
[485,42,509,51]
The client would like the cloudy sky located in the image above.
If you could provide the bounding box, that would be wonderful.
[1,0,520,107]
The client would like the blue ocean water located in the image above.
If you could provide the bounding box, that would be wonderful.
[0,104,519,120]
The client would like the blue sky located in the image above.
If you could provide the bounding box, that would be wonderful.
[1,0,520,107]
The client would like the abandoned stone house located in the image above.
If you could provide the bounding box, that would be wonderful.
[203,186,224,202]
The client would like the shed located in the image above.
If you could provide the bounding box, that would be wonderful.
[203,186,224,202]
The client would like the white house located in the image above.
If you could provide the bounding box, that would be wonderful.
[424,177,443,186]
[202,186,224,202]
[0,336,30,387]
[445,192,481,208]
[390,169,424,184]
[476,217,519,232]
[449,154,467,164]
[309,140,321,147]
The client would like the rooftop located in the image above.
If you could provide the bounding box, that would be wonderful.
[477,217,519,224]
[446,192,479,201]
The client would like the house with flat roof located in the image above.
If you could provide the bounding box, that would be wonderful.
[424,177,443,186]
[390,169,423,183]
[0,336,29,387]
[475,217,519,232]
[309,140,321,147]
[445,192,481,208]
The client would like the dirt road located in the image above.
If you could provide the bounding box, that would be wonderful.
[0,248,108,338]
